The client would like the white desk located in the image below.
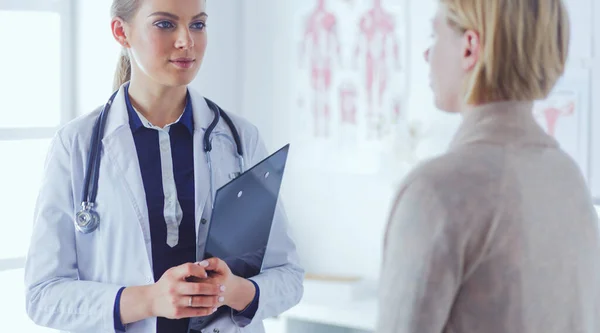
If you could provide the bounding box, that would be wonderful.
[265,278,378,333]
[282,297,377,332]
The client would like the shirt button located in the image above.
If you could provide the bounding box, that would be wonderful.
[213,329,219,333]
[201,218,207,225]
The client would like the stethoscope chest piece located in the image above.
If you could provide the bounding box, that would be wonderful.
[75,202,100,234]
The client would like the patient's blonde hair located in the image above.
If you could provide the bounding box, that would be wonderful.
[440,0,570,104]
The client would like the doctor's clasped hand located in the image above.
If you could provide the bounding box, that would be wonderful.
[121,258,256,324]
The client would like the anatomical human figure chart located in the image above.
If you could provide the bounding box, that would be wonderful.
[293,0,408,174]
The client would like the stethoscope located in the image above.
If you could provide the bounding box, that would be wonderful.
[74,86,245,234]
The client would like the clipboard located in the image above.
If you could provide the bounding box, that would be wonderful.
[189,144,290,331]
[202,143,290,278]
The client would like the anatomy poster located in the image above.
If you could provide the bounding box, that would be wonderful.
[292,0,409,174]
[533,70,591,178]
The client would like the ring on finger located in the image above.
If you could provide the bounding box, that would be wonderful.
[189,296,193,307]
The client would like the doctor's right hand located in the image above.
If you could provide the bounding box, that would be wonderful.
[148,262,226,319]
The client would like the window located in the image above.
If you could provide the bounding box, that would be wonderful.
[0,0,74,331]
[0,11,62,128]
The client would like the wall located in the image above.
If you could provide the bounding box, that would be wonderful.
[191,0,242,113]
[590,0,600,198]
[239,0,455,280]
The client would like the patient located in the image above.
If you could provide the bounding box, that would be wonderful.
[377,1,600,332]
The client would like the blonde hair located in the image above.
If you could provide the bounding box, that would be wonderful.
[111,0,141,90]
[440,0,570,104]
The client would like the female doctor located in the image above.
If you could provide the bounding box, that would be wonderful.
[24,0,304,332]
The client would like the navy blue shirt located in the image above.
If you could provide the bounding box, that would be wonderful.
[113,86,259,332]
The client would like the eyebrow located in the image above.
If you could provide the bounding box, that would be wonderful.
[148,11,208,21]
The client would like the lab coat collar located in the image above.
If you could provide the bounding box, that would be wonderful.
[102,84,129,138]
[103,82,219,138]
[123,83,194,135]
[449,100,558,151]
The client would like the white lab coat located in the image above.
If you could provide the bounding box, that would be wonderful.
[378,101,600,333]
[24,84,304,333]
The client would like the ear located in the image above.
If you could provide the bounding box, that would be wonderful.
[462,30,480,71]
[111,18,130,48]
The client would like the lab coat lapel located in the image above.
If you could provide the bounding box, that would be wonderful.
[193,130,210,240]
[189,90,217,239]
[100,85,153,267]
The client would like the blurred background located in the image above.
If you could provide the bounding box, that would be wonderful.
[0,0,598,332]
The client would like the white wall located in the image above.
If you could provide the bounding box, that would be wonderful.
[589,0,600,198]
[238,0,451,280]
[191,0,242,113]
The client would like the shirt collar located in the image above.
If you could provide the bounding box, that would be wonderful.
[448,100,558,151]
[124,82,194,134]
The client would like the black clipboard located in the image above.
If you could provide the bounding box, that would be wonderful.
[189,144,290,331]
[202,143,290,277]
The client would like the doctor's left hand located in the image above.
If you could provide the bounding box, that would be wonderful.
[200,258,257,312]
